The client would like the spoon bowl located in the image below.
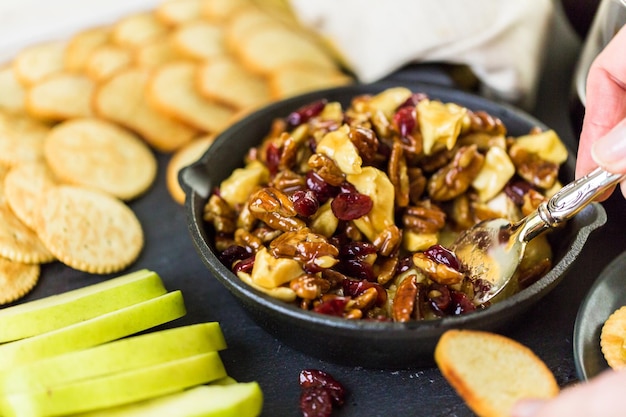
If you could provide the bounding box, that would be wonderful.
[452,166,624,305]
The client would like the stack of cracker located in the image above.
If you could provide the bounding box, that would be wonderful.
[0,0,350,304]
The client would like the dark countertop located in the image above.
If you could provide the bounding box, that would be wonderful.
[13,5,626,417]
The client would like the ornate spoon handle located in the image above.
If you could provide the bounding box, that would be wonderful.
[540,167,624,226]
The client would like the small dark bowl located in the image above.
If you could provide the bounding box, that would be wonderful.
[180,81,606,369]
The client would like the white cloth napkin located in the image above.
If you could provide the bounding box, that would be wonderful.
[288,0,555,109]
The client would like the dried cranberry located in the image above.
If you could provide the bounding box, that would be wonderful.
[313,297,348,317]
[428,283,451,315]
[291,190,320,217]
[339,241,377,258]
[306,171,339,203]
[300,387,333,417]
[336,258,375,282]
[331,193,373,221]
[399,92,428,108]
[396,256,414,273]
[342,279,387,306]
[286,99,327,127]
[393,106,416,137]
[338,181,358,195]
[265,142,282,175]
[504,179,533,206]
[232,255,255,274]
[423,244,460,271]
[219,245,249,268]
[299,369,346,406]
[451,290,477,315]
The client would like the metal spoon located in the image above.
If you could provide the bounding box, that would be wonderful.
[451,166,624,304]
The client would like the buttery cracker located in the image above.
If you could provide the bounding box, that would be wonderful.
[12,40,66,86]
[25,72,95,120]
[34,185,144,274]
[155,0,206,26]
[111,12,169,49]
[64,26,111,72]
[0,65,26,113]
[43,118,157,201]
[0,257,40,305]
[223,6,278,53]
[197,57,271,110]
[201,0,251,22]
[94,67,197,153]
[0,204,55,264]
[171,20,226,61]
[147,61,235,133]
[0,110,49,168]
[166,135,214,204]
[4,161,57,230]
[601,305,626,370]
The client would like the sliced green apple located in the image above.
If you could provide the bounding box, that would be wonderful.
[0,352,227,417]
[0,322,225,394]
[0,269,167,343]
[0,290,186,371]
[71,382,263,417]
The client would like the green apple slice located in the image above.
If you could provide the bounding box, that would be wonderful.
[71,382,264,417]
[0,290,186,371]
[0,269,167,343]
[0,352,227,417]
[0,322,226,394]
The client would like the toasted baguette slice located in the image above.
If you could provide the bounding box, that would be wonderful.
[147,61,235,134]
[111,12,169,48]
[155,0,205,26]
[171,20,226,61]
[0,65,26,113]
[64,26,111,72]
[197,57,270,110]
[435,329,559,417]
[13,41,66,86]
[134,36,183,69]
[26,72,95,120]
[94,67,197,153]
[269,65,353,99]
[201,0,251,22]
[85,44,133,82]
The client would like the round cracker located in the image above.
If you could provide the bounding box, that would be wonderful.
[0,257,40,305]
[0,110,49,168]
[44,118,157,201]
[166,135,214,204]
[4,161,57,229]
[601,306,626,369]
[35,185,144,274]
[0,204,55,264]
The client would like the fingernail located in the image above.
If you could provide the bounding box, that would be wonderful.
[510,399,545,417]
[591,119,626,173]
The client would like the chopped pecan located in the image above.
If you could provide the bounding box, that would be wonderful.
[412,252,464,285]
[308,153,345,186]
[270,228,339,269]
[509,146,559,190]
[408,167,427,204]
[427,145,485,201]
[234,229,263,252]
[290,274,331,299]
[203,194,236,234]
[521,188,546,216]
[348,126,379,163]
[402,201,446,233]
[372,225,402,257]
[375,256,399,285]
[270,169,306,193]
[392,274,418,322]
[249,187,306,232]
[388,140,410,207]
[465,110,507,136]
[449,194,476,230]
[347,287,378,311]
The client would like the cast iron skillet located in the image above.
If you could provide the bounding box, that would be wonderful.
[180,81,606,369]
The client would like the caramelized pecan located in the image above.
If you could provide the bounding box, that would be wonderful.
[509,146,559,189]
[402,201,446,233]
[412,252,464,285]
[427,145,485,201]
[308,153,345,186]
[203,194,236,234]
[388,140,410,207]
[392,275,418,322]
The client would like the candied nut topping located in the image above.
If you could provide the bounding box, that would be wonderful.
[204,87,567,322]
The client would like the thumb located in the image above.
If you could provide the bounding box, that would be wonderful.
[591,118,626,174]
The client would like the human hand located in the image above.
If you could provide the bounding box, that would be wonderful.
[576,25,626,199]
[511,369,626,417]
